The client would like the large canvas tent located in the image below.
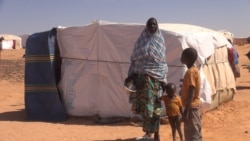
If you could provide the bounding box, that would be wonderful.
[25,21,236,120]
[25,29,67,121]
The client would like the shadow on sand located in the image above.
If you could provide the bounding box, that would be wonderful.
[0,109,26,121]
[94,138,136,141]
[236,85,250,90]
[0,108,133,127]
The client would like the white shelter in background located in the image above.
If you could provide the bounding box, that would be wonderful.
[0,34,22,49]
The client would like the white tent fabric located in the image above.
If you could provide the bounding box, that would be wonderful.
[57,21,234,118]
[218,30,234,43]
[0,34,22,49]
[1,40,14,49]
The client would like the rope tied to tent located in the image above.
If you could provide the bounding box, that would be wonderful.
[60,57,186,67]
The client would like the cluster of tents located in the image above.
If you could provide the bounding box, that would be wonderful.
[12,21,237,121]
[0,34,22,49]
[0,34,29,49]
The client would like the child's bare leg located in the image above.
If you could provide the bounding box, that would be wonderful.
[154,131,160,141]
[169,116,177,141]
[176,115,184,141]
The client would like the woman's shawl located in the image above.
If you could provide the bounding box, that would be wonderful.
[128,28,168,82]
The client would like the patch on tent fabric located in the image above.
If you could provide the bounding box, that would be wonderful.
[64,78,76,109]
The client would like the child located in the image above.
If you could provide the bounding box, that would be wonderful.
[180,47,202,141]
[161,83,183,141]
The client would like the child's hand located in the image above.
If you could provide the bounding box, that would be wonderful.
[182,109,189,122]
[177,114,182,122]
[182,114,188,122]
[124,73,137,83]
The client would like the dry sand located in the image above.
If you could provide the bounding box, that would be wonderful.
[0,44,250,141]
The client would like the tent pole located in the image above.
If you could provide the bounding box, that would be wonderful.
[0,37,2,70]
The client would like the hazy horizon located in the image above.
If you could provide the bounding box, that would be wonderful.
[0,0,250,37]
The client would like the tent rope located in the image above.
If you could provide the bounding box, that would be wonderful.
[59,57,186,67]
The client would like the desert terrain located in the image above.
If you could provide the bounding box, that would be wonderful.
[0,44,249,141]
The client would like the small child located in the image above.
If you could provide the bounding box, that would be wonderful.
[160,83,183,141]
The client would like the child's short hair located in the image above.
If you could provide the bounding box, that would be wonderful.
[182,47,198,64]
[165,83,176,92]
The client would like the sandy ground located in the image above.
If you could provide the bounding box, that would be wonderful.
[0,44,249,141]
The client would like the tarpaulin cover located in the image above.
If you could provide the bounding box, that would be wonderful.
[25,29,67,121]
[56,21,235,117]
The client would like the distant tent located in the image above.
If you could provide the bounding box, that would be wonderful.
[0,34,22,49]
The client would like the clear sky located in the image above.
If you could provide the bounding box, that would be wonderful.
[0,0,249,37]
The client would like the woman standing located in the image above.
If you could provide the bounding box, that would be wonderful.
[126,17,168,141]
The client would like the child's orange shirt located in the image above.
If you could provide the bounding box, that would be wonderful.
[161,95,182,117]
[181,66,201,108]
